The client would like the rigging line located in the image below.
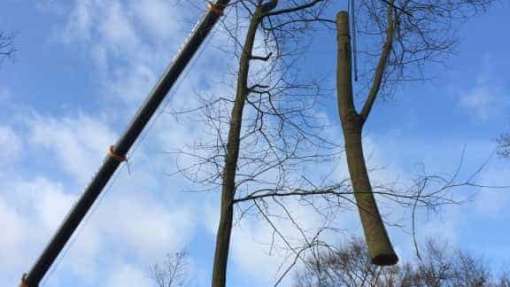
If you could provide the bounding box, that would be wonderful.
[350,0,359,82]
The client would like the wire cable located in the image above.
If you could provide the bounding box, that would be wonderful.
[349,0,359,82]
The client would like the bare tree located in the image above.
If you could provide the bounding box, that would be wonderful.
[207,2,339,286]
[151,252,189,287]
[294,237,509,287]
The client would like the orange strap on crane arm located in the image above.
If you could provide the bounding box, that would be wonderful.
[107,145,127,162]
[208,1,225,16]
[19,274,28,287]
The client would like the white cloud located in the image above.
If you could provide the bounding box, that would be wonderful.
[419,207,461,244]
[34,180,77,231]
[0,197,28,271]
[97,189,195,260]
[109,63,157,105]
[475,188,510,216]
[0,125,22,164]
[100,1,139,52]
[63,0,138,46]
[29,114,116,184]
[459,84,498,121]
[0,104,200,285]
[473,165,510,217]
[130,0,183,40]
[231,222,283,283]
[62,0,94,42]
[0,176,73,285]
[62,0,140,68]
[227,198,348,286]
[50,184,198,285]
[0,170,197,286]
[104,263,153,287]
[457,57,508,121]
[59,0,197,112]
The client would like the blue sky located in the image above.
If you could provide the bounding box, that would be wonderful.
[1,0,510,286]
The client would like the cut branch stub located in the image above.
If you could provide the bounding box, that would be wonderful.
[336,11,398,266]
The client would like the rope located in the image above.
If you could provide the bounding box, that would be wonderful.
[349,0,359,82]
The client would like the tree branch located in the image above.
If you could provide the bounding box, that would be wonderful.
[263,0,324,17]
[250,52,273,61]
[359,0,395,124]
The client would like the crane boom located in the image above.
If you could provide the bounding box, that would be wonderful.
[20,1,231,286]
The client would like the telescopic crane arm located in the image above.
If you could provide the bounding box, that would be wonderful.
[20,1,231,286]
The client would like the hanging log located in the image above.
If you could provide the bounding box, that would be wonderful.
[336,11,398,266]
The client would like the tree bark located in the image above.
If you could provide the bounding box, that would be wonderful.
[211,7,264,287]
[336,11,398,266]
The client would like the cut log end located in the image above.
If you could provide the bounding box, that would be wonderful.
[371,253,399,266]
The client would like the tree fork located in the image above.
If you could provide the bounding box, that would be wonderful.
[336,11,398,266]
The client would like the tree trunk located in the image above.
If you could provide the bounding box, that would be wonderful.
[336,11,398,266]
[211,8,264,287]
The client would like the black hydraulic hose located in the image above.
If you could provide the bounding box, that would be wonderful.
[20,1,231,286]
